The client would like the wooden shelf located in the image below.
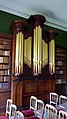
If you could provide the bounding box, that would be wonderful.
[0,33,12,115]
[0,37,11,84]
[55,46,67,84]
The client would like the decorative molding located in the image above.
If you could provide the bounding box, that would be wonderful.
[0,4,67,31]
[45,16,67,31]
[0,4,30,18]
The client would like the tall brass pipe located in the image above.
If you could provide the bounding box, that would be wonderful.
[15,32,24,74]
[15,33,19,73]
[49,39,55,74]
[21,33,24,73]
[33,25,42,74]
[38,26,42,73]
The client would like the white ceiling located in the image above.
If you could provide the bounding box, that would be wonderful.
[0,0,67,31]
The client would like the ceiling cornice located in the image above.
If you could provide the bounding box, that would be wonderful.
[0,4,67,31]
[45,16,67,31]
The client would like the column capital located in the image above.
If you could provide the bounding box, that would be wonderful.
[10,20,28,34]
[27,14,46,28]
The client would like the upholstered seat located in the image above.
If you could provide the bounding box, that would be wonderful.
[21,109,35,117]
[21,96,37,117]
[0,116,8,119]
[26,99,44,119]
[26,117,39,119]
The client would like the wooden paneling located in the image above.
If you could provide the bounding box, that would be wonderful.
[0,90,10,115]
[11,78,55,109]
[38,80,48,92]
[23,80,36,94]
[48,80,55,93]
[11,79,23,107]
[55,84,67,96]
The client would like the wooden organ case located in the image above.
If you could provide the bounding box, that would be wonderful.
[10,15,58,109]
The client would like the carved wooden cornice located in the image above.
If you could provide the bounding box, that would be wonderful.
[10,20,28,34]
[42,29,58,43]
[27,14,46,28]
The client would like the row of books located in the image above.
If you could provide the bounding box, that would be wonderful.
[0,70,9,75]
[0,76,9,81]
[0,83,8,89]
[0,50,10,56]
[0,57,9,63]
[0,44,10,50]
[0,64,9,69]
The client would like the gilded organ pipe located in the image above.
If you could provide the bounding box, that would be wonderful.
[10,20,28,75]
[49,39,55,74]
[33,26,42,75]
[15,32,24,74]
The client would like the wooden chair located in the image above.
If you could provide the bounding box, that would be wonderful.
[16,111,24,119]
[59,110,67,119]
[44,104,57,119]
[0,99,12,119]
[21,96,37,117]
[9,104,17,119]
[6,99,12,116]
[35,99,44,119]
[0,103,17,119]
[50,92,58,107]
[59,95,67,109]
[26,99,44,119]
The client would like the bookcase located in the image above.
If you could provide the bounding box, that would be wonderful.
[0,33,12,115]
[55,46,67,84]
[0,37,11,89]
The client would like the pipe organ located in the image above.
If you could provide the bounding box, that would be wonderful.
[10,15,58,76]
[10,14,58,108]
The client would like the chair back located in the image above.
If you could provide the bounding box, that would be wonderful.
[44,104,57,119]
[9,104,17,119]
[6,99,12,116]
[16,111,24,119]
[50,92,58,107]
[59,110,67,119]
[35,99,44,119]
[59,95,67,107]
[30,96,37,113]
[20,96,37,117]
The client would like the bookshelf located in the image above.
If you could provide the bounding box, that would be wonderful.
[0,38,11,89]
[0,33,12,115]
[55,46,67,84]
